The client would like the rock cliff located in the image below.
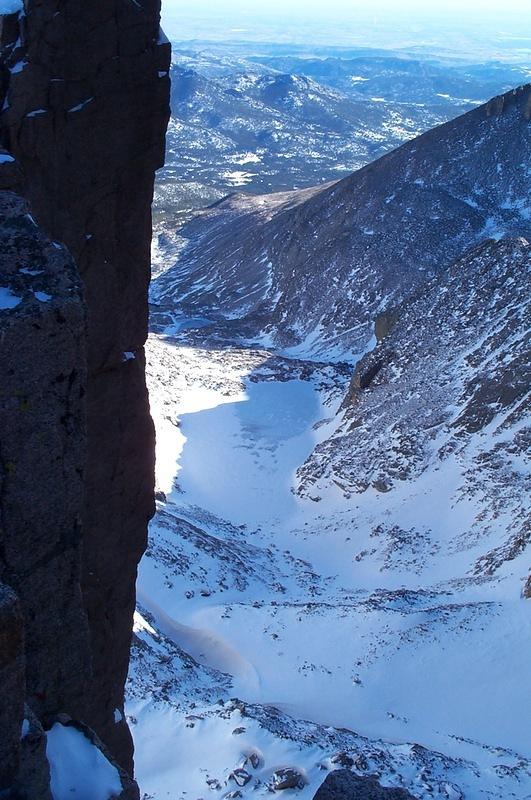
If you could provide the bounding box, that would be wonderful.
[0,0,170,796]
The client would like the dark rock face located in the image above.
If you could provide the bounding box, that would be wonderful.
[0,188,89,722]
[0,0,170,794]
[314,770,417,800]
[0,585,25,791]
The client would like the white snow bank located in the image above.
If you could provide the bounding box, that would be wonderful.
[137,591,260,696]
[130,701,324,800]
[0,286,22,309]
[46,723,122,800]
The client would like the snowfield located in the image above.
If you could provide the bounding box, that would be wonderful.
[127,321,531,800]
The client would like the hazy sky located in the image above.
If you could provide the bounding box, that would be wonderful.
[163,0,530,17]
[161,0,531,54]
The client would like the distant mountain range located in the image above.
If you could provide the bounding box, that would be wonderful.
[155,46,530,227]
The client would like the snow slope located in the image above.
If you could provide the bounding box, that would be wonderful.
[128,318,530,800]
[128,86,531,800]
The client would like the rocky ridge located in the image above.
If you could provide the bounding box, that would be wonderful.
[152,84,531,357]
[298,236,530,507]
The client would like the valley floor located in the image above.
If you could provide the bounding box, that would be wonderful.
[127,329,531,800]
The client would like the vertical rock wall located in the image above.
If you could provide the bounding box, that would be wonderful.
[0,585,25,791]
[0,184,89,798]
[0,0,170,790]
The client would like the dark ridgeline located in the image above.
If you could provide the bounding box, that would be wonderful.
[0,1,170,797]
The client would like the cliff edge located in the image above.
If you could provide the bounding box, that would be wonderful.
[0,0,170,796]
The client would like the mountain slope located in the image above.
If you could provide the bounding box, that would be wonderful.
[298,235,530,572]
[153,84,531,357]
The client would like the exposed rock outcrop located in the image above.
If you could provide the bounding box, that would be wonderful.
[17,708,52,800]
[314,770,417,800]
[0,0,170,795]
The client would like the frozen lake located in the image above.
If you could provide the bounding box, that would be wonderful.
[178,378,321,527]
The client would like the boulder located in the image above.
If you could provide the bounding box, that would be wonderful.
[270,768,307,791]
[313,771,417,800]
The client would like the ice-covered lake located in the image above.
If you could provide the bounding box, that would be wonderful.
[178,378,321,527]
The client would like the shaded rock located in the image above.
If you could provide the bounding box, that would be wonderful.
[0,191,90,722]
[330,753,355,769]
[16,707,52,800]
[0,0,170,781]
[0,149,23,191]
[374,310,398,343]
[0,585,24,792]
[313,770,417,800]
